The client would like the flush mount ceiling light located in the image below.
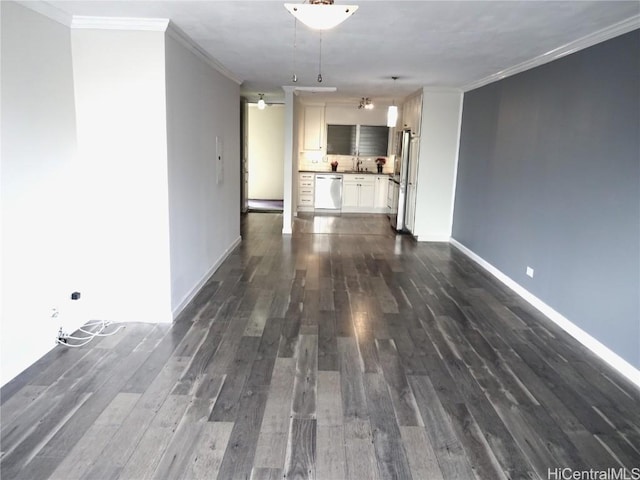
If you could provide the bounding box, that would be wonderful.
[284,1,358,31]
[257,93,266,110]
[359,97,373,110]
[387,76,399,127]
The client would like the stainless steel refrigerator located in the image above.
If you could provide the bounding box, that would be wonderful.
[389,129,411,231]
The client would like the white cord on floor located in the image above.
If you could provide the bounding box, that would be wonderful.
[57,319,125,348]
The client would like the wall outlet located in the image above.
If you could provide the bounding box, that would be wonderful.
[526,266,534,278]
[57,327,68,344]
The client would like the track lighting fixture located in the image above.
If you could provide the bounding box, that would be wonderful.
[359,97,373,110]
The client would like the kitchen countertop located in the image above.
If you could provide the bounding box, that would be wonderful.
[299,170,392,176]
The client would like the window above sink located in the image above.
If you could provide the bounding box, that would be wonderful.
[327,124,389,157]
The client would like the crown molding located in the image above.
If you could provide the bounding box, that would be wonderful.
[463,14,640,92]
[422,86,464,94]
[16,4,241,85]
[165,21,242,85]
[70,16,170,31]
[292,86,338,93]
[67,15,241,85]
[19,1,72,26]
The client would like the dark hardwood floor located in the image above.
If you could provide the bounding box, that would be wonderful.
[2,212,639,479]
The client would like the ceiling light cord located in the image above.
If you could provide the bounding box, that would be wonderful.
[292,18,298,82]
[391,76,398,106]
[317,31,323,83]
[387,76,399,127]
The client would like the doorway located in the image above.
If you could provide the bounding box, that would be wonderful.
[246,102,285,212]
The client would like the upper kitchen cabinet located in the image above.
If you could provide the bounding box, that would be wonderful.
[303,105,325,151]
[402,91,423,137]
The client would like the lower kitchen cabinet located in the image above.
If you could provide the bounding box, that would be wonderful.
[298,172,315,211]
[297,172,389,214]
[342,174,375,212]
[342,182,359,208]
[373,175,388,211]
[360,183,375,207]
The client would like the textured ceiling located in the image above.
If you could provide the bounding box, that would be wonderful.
[45,0,640,105]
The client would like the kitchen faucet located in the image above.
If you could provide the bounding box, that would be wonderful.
[356,158,363,172]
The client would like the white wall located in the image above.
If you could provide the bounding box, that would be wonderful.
[1,2,81,385]
[70,27,173,323]
[0,7,242,386]
[282,87,297,232]
[413,90,464,241]
[248,104,284,200]
[165,32,241,314]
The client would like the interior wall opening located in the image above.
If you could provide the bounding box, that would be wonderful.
[247,102,285,212]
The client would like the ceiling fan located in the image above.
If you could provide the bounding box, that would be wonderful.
[254,93,285,109]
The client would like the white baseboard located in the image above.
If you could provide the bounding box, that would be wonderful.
[171,235,242,319]
[450,238,640,389]
[416,234,450,242]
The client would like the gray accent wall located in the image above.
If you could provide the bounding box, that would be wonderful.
[452,30,640,368]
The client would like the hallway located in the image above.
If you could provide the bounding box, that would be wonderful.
[1,213,638,479]
[248,199,284,213]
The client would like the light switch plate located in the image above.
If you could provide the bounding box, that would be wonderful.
[216,136,223,184]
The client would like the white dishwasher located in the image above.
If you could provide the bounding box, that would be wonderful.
[314,174,343,210]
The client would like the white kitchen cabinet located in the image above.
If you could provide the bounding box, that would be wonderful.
[303,105,324,151]
[373,175,388,211]
[387,177,394,206]
[402,91,423,137]
[297,172,315,211]
[342,182,360,208]
[342,174,375,212]
[410,90,463,241]
[405,137,420,233]
[360,183,375,207]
